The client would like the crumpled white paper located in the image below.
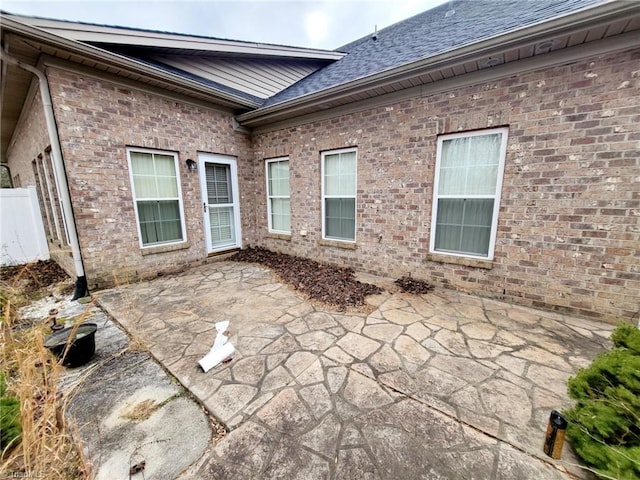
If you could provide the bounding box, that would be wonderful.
[198,320,235,372]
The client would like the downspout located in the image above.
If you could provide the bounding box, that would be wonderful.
[2,49,88,299]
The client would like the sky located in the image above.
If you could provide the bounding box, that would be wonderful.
[2,0,449,50]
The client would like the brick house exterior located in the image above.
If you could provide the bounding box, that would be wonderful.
[2,1,639,323]
[47,68,257,287]
[6,67,259,286]
[252,48,640,321]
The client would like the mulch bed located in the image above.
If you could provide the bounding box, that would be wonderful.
[231,247,382,311]
[394,275,434,294]
[0,260,70,297]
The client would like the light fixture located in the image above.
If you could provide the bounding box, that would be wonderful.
[186,159,197,171]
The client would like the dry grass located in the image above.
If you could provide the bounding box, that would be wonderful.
[121,399,159,422]
[1,278,91,479]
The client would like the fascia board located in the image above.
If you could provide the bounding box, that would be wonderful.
[239,0,639,124]
[6,14,344,60]
[2,16,262,109]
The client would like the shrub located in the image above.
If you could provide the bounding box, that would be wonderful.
[0,372,21,452]
[564,325,640,480]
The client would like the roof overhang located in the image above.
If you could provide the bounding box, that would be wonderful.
[238,0,640,128]
[1,15,265,108]
[1,12,346,161]
[0,13,266,160]
[6,14,345,60]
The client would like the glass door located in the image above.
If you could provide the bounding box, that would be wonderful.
[198,154,241,253]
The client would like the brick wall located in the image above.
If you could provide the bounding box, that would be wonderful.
[45,67,256,289]
[5,86,78,275]
[251,48,640,322]
[6,91,48,188]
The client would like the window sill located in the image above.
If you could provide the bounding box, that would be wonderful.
[141,241,189,256]
[267,232,292,241]
[426,253,493,270]
[208,247,240,257]
[318,239,357,250]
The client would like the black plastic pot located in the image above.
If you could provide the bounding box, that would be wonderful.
[44,323,98,367]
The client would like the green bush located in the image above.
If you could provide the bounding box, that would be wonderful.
[0,372,21,452]
[564,325,640,480]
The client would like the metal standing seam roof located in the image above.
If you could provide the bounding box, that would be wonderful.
[259,0,608,109]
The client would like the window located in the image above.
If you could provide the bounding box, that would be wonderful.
[0,164,12,188]
[430,128,508,259]
[128,149,186,247]
[322,148,357,242]
[265,158,290,233]
[31,150,69,245]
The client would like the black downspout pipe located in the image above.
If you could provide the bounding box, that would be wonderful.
[71,276,88,300]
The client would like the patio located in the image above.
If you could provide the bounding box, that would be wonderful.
[96,261,613,479]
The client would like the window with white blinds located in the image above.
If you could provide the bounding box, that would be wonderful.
[430,128,508,259]
[266,158,290,233]
[206,164,231,204]
[322,148,357,242]
[128,149,185,247]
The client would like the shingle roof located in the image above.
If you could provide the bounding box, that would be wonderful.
[261,0,606,108]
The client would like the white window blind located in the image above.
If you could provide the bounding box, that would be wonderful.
[206,164,231,204]
[129,150,185,247]
[431,128,508,259]
[322,149,356,241]
[266,158,290,233]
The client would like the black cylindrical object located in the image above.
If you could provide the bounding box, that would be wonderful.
[44,323,97,367]
[71,275,88,301]
[543,410,568,459]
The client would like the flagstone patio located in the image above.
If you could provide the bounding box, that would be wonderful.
[96,261,613,479]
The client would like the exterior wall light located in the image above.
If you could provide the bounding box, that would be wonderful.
[186,159,197,170]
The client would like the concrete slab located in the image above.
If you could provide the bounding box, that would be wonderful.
[95,261,613,479]
[23,295,213,480]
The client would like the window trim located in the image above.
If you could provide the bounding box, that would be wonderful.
[127,147,187,249]
[321,147,357,243]
[265,156,291,234]
[429,127,508,261]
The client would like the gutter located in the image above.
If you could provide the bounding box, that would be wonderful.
[7,13,345,60]
[238,0,639,125]
[1,47,88,300]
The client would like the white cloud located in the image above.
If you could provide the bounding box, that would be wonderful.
[304,10,329,46]
[2,0,449,50]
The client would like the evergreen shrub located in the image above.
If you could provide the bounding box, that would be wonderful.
[564,325,640,479]
[0,372,21,451]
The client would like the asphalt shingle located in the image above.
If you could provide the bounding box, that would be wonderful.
[261,0,605,108]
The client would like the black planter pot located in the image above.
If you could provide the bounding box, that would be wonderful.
[44,323,98,367]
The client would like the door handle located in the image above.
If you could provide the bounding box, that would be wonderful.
[203,202,207,213]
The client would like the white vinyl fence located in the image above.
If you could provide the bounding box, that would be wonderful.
[1,187,50,266]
